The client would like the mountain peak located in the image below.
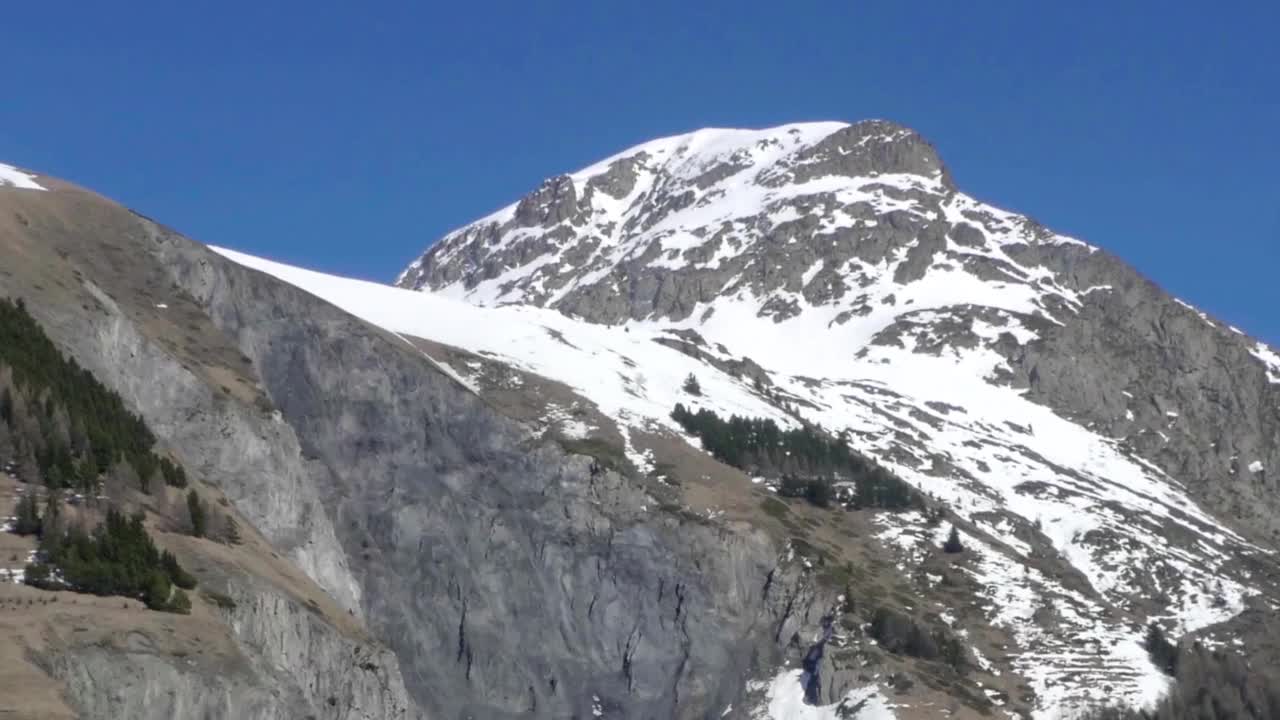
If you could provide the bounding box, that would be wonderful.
[564,120,950,192]
[394,119,1022,322]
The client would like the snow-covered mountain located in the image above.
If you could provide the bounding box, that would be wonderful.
[395,120,1071,326]
[214,121,1280,719]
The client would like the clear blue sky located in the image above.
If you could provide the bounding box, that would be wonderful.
[3,2,1277,342]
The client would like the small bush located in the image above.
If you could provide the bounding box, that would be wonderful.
[760,497,790,520]
[167,587,192,614]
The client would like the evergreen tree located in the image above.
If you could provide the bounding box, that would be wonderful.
[778,475,809,499]
[13,492,40,535]
[1145,622,1178,675]
[145,571,174,611]
[138,464,152,495]
[224,515,242,545]
[162,550,197,589]
[682,373,702,396]
[943,525,964,554]
[17,442,39,484]
[41,489,62,550]
[0,423,13,465]
[187,490,206,538]
[159,457,187,488]
[804,478,833,508]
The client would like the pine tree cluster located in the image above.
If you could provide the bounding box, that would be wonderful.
[670,403,918,510]
[24,507,195,613]
[0,297,188,493]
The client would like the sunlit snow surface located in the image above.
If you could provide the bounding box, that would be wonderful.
[749,671,895,720]
[215,247,794,473]
[1251,343,1280,384]
[0,163,45,190]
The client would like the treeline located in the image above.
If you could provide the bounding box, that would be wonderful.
[671,403,918,510]
[0,297,187,493]
[25,506,196,613]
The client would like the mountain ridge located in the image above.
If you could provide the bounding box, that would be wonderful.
[2,124,1279,719]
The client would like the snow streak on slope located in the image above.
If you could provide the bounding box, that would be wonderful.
[214,247,795,470]
[0,164,45,191]
[216,245,1267,719]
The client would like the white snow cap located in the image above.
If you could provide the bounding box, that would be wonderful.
[0,163,46,191]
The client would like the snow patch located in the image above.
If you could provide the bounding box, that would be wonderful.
[0,163,45,191]
[751,670,895,720]
[1250,343,1280,384]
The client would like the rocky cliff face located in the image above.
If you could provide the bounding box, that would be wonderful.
[998,243,1280,543]
[42,574,413,720]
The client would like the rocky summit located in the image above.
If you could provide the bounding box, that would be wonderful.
[1,121,1279,720]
